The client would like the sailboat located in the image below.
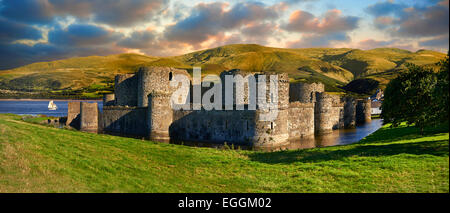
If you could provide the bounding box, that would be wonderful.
[48,100,57,110]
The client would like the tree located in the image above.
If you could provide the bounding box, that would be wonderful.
[433,53,449,124]
[381,63,438,134]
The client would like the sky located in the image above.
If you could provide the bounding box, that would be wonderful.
[0,0,448,69]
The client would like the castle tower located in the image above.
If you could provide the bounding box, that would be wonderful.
[314,92,334,134]
[356,99,372,124]
[255,72,289,110]
[147,92,173,141]
[289,82,325,103]
[114,74,137,106]
[251,72,290,147]
[252,108,290,148]
[137,67,191,107]
[80,102,99,133]
[343,97,356,128]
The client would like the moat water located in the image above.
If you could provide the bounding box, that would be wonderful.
[0,99,382,151]
[0,100,103,117]
[266,118,383,151]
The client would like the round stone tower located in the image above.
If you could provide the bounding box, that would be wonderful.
[314,92,334,134]
[252,108,289,148]
[147,92,173,141]
[289,82,325,103]
[343,96,356,128]
[137,67,191,107]
[250,72,290,148]
[356,99,372,124]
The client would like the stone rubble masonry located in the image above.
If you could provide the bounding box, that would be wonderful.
[80,102,99,133]
[66,101,81,129]
[289,82,325,103]
[137,67,190,107]
[343,97,356,128]
[356,99,372,124]
[314,92,334,134]
[288,102,315,139]
[148,91,173,141]
[115,74,137,106]
[101,106,148,136]
[103,93,115,106]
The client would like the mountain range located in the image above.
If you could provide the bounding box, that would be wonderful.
[0,44,446,98]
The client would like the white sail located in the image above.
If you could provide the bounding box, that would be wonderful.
[48,100,57,110]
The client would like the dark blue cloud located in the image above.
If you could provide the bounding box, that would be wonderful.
[366,1,407,17]
[0,17,42,43]
[419,36,449,48]
[0,0,54,24]
[366,0,449,37]
[48,24,122,46]
[0,0,168,26]
[0,40,122,69]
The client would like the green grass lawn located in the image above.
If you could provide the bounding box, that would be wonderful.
[0,113,448,192]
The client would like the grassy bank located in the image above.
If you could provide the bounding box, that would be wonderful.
[0,113,448,192]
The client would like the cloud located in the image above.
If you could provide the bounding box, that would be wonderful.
[419,35,449,48]
[283,9,359,34]
[0,0,54,24]
[0,17,42,43]
[0,0,169,26]
[396,2,449,37]
[286,32,350,48]
[163,1,282,47]
[0,39,124,70]
[48,24,122,46]
[366,0,449,37]
[366,1,407,17]
[117,30,156,49]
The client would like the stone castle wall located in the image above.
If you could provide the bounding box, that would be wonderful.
[356,99,371,124]
[66,101,81,128]
[103,93,115,106]
[115,74,137,106]
[148,92,173,141]
[289,82,324,103]
[80,102,98,133]
[288,102,315,138]
[343,97,356,128]
[101,106,148,137]
[170,109,257,145]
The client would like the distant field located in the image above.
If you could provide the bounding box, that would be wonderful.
[0,44,446,99]
[0,113,448,192]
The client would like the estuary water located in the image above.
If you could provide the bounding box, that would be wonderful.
[0,99,103,117]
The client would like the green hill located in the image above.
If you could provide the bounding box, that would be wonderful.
[0,44,446,99]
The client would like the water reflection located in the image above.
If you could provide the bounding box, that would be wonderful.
[261,119,383,151]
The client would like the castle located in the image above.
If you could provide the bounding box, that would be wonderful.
[67,67,372,148]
